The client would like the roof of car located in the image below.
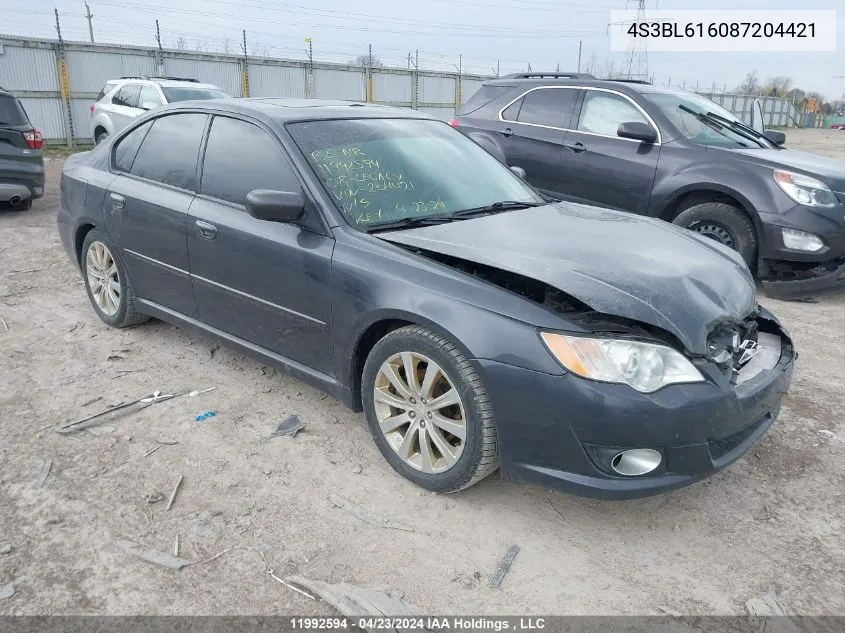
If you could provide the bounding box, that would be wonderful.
[483,74,681,95]
[112,77,221,90]
[161,98,437,122]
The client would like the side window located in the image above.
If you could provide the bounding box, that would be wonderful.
[113,84,141,108]
[200,116,299,207]
[130,113,207,190]
[97,82,118,102]
[516,88,578,128]
[577,91,648,137]
[138,86,162,109]
[113,121,153,172]
[501,98,523,122]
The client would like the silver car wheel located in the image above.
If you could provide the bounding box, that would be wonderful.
[373,352,467,474]
[86,241,121,317]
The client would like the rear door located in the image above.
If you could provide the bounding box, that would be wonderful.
[557,89,660,214]
[496,87,580,195]
[0,95,41,196]
[109,84,143,133]
[188,115,334,373]
[106,112,207,317]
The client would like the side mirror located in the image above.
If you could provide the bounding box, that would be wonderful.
[246,190,305,223]
[509,165,526,179]
[617,121,658,143]
[763,129,786,146]
[140,101,159,111]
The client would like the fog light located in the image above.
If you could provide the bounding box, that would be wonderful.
[782,228,824,252]
[610,449,662,476]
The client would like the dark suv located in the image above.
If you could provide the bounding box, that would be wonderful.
[0,87,45,209]
[454,72,845,299]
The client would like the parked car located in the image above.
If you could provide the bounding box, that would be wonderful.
[58,99,795,499]
[0,86,44,210]
[831,123,845,130]
[454,73,845,300]
[90,76,230,144]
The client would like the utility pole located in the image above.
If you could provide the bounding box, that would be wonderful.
[555,62,560,72]
[84,2,94,43]
[577,40,582,73]
[496,59,500,78]
[305,37,313,98]
[240,30,249,98]
[367,43,374,103]
[155,20,164,76]
[54,9,74,148]
[412,49,419,110]
[456,53,462,107]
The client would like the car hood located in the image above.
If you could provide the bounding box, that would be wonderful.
[731,147,845,191]
[377,202,757,355]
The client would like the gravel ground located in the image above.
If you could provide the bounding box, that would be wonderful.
[1,129,844,617]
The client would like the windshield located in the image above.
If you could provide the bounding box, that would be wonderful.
[162,87,230,102]
[287,118,543,230]
[643,92,771,149]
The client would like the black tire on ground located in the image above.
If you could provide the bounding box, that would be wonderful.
[95,129,108,144]
[672,202,758,267]
[10,199,32,210]
[361,325,499,493]
[80,229,149,328]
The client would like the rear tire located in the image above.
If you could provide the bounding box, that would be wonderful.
[81,229,149,328]
[361,325,499,493]
[673,202,757,268]
[94,129,109,145]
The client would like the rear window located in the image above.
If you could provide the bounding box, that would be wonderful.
[162,87,229,102]
[97,81,119,102]
[457,85,514,115]
[0,95,30,126]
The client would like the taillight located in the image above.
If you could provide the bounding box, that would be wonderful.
[24,129,44,150]
[449,118,460,128]
[90,103,95,114]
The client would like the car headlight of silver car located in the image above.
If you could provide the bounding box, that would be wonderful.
[773,169,837,208]
[541,332,705,393]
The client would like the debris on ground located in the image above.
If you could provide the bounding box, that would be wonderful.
[37,457,52,487]
[545,496,565,520]
[329,494,414,532]
[189,387,216,397]
[284,575,422,620]
[195,411,216,422]
[656,605,684,617]
[0,317,8,332]
[80,396,103,407]
[166,475,184,511]
[0,584,14,600]
[351,465,363,474]
[452,571,482,590]
[0,545,12,556]
[489,544,520,588]
[174,534,180,557]
[57,390,184,433]
[746,590,787,616]
[143,492,165,504]
[270,415,304,438]
[115,539,192,571]
[817,430,837,440]
[107,355,123,361]
[143,445,161,458]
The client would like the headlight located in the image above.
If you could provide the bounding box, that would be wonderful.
[773,169,837,208]
[782,227,824,251]
[540,332,704,393]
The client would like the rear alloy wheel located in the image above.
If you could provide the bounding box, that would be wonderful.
[362,325,499,493]
[673,202,758,268]
[81,229,149,328]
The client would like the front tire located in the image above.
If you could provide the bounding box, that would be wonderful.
[673,202,758,268]
[361,325,499,493]
[81,230,149,328]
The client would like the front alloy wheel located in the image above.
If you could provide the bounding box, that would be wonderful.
[362,325,499,493]
[374,351,467,474]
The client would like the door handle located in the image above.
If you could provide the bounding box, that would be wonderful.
[498,127,514,138]
[195,220,218,240]
[110,193,125,209]
[564,141,587,153]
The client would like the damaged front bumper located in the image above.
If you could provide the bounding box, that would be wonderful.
[476,313,795,500]
[762,257,845,300]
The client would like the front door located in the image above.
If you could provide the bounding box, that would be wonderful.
[105,112,207,317]
[557,89,660,214]
[496,87,581,195]
[188,115,334,374]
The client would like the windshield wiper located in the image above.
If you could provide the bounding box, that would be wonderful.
[450,200,545,218]
[365,214,456,233]
[678,105,764,148]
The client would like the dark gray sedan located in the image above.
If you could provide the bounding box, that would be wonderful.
[58,99,795,499]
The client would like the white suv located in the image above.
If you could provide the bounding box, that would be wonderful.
[89,77,230,144]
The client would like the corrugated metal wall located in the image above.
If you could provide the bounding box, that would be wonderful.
[0,34,486,142]
[248,63,306,98]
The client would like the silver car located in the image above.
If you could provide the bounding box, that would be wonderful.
[89,77,229,144]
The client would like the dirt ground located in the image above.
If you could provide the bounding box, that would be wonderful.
[1,129,844,617]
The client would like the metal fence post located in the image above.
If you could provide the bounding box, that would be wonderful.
[54,11,75,148]
[412,49,419,110]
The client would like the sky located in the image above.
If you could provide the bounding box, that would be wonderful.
[3,0,844,100]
